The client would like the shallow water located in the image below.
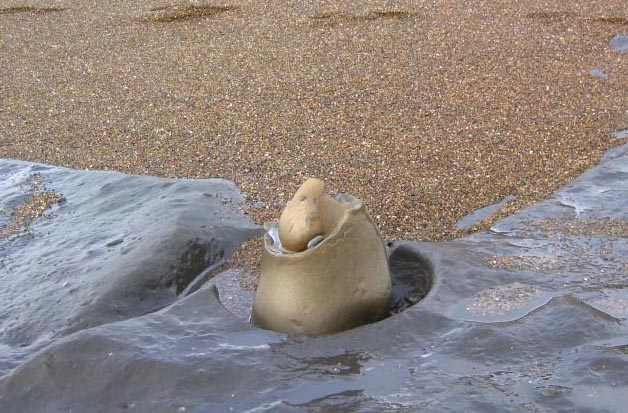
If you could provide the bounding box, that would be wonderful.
[1,146,628,412]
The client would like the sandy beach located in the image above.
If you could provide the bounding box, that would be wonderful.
[1,0,626,241]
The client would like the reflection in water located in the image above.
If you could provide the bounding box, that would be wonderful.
[279,352,414,407]
[285,352,370,376]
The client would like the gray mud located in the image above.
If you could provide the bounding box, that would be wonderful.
[0,160,262,374]
[1,145,628,412]
[455,194,516,231]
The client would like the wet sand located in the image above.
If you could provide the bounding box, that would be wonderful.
[1,0,627,280]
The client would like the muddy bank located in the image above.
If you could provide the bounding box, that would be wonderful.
[1,144,628,412]
[0,160,262,375]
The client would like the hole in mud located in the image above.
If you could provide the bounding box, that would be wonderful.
[212,242,435,328]
[388,243,435,314]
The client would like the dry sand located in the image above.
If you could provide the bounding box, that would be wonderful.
[1,0,627,285]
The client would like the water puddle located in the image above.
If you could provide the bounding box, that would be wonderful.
[609,34,628,52]
[569,385,628,412]
[449,283,554,323]
[590,67,608,79]
[277,355,411,407]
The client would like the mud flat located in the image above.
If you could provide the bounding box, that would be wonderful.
[1,143,627,412]
[0,160,262,375]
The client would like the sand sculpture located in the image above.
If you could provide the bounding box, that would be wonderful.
[251,178,391,335]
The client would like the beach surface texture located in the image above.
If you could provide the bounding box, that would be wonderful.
[1,0,626,240]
